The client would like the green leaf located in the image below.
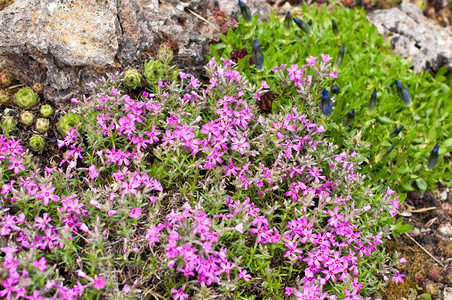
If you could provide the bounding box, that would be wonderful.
[415,178,427,191]
[396,224,413,234]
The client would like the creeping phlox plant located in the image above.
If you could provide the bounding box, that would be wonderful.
[0,52,405,299]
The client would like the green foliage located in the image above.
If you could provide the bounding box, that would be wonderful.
[210,5,451,191]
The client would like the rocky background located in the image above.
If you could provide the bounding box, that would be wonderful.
[0,0,271,106]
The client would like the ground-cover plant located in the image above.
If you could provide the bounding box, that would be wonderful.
[210,4,452,192]
[0,51,408,299]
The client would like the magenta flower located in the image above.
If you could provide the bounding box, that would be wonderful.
[8,156,25,174]
[120,178,140,195]
[129,207,142,219]
[93,275,106,289]
[321,53,333,63]
[33,213,52,231]
[392,272,404,283]
[36,185,60,205]
[171,287,189,300]
[32,257,47,271]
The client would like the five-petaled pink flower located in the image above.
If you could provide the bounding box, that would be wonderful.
[93,275,106,289]
[129,207,142,219]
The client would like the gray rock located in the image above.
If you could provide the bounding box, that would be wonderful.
[0,0,271,105]
[367,2,452,73]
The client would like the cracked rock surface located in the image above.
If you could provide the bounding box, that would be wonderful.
[0,0,271,104]
[367,2,452,73]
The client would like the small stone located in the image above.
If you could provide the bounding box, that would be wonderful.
[438,223,452,237]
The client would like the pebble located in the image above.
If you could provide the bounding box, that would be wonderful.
[438,223,452,237]
[444,287,452,300]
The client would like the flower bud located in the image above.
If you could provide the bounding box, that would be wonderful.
[427,142,439,170]
[293,17,312,35]
[395,79,412,106]
[334,44,345,70]
[36,118,50,133]
[389,126,403,138]
[57,113,82,137]
[0,71,12,87]
[1,115,17,135]
[20,111,36,126]
[331,84,340,94]
[342,109,355,127]
[40,104,53,118]
[375,144,396,163]
[238,0,252,23]
[307,19,313,26]
[284,12,292,33]
[332,19,339,35]
[123,69,142,89]
[32,82,43,93]
[14,87,39,109]
[428,269,440,280]
[252,38,264,71]
[29,134,46,154]
[0,89,10,104]
[320,88,333,116]
[368,88,377,112]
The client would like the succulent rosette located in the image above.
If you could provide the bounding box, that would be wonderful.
[28,134,46,153]
[57,113,82,137]
[0,89,10,104]
[122,69,142,89]
[14,87,39,109]
[35,118,50,133]
[0,70,12,87]
[32,82,43,93]
[1,115,17,135]
[40,104,53,118]
[20,111,36,126]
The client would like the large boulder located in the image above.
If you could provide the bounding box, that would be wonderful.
[367,2,452,73]
[0,0,271,105]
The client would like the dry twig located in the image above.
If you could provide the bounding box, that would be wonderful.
[186,8,220,31]
[405,233,445,268]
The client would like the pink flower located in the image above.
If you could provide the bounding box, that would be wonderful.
[93,275,106,289]
[171,287,189,300]
[305,56,318,66]
[129,207,142,219]
[32,257,47,271]
[36,185,60,205]
[321,53,332,63]
[8,156,25,174]
[329,70,338,78]
[392,272,404,284]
